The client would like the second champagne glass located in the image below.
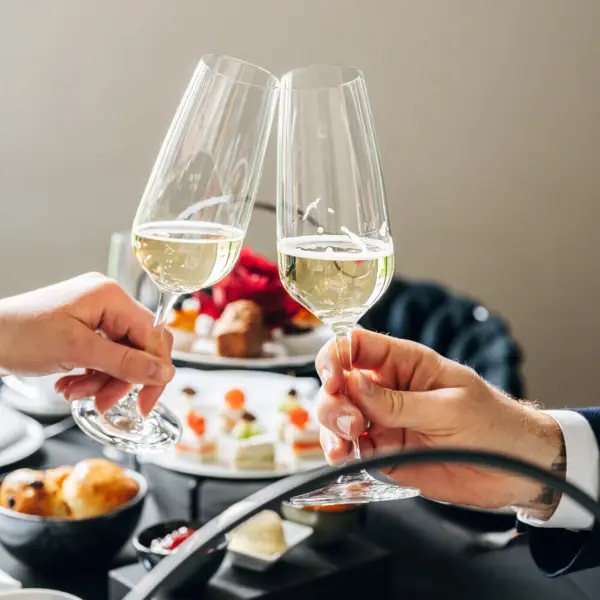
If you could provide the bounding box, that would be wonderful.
[276,65,420,505]
[72,55,279,454]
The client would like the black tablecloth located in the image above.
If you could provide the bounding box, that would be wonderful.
[1,428,599,600]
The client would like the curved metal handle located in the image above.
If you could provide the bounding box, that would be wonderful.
[125,447,600,600]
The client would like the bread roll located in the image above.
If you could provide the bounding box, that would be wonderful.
[213,300,264,358]
[227,510,287,556]
[0,468,71,518]
[61,459,139,519]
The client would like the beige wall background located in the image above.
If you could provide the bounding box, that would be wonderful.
[0,0,598,408]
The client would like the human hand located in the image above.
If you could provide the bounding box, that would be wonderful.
[0,273,175,415]
[316,329,565,518]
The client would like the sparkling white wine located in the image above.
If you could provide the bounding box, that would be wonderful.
[133,221,244,293]
[278,235,394,329]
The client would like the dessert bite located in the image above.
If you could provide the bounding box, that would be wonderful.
[227,510,287,556]
[176,410,217,462]
[228,411,275,470]
[212,300,265,358]
[219,388,246,433]
[283,407,323,460]
[276,388,302,441]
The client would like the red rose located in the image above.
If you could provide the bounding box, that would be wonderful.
[193,247,302,328]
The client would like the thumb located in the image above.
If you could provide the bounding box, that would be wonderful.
[76,329,175,385]
[347,371,451,430]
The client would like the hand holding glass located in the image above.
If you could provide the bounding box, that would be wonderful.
[72,56,279,453]
[276,65,420,505]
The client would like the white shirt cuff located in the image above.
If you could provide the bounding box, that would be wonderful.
[517,410,599,531]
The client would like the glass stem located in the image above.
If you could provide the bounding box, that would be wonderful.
[108,292,177,418]
[334,327,368,482]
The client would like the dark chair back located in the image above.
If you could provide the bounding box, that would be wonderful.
[360,278,525,398]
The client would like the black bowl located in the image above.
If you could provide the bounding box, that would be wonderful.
[133,520,226,594]
[0,469,147,571]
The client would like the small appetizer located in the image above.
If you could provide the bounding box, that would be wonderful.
[283,407,322,459]
[276,389,302,440]
[220,388,246,433]
[231,411,263,439]
[176,410,217,462]
[229,412,275,470]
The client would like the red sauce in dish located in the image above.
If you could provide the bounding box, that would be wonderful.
[150,527,196,553]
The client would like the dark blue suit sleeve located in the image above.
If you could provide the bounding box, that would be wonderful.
[524,408,600,576]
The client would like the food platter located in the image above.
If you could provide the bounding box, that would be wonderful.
[142,369,327,480]
[171,324,332,371]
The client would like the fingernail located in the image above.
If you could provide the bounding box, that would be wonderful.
[357,372,374,396]
[319,368,332,386]
[336,415,354,438]
[149,361,174,383]
[323,431,337,456]
[67,390,87,401]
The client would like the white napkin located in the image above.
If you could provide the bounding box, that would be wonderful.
[0,406,27,452]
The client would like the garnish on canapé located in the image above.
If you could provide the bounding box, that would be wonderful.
[224,388,245,411]
[186,411,206,437]
[288,407,310,429]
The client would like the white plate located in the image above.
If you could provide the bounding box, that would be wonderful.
[228,519,313,572]
[0,375,71,418]
[171,326,332,370]
[142,369,327,480]
[0,591,82,600]
[0,411,45,468]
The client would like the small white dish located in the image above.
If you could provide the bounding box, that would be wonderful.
[227,519,313,572]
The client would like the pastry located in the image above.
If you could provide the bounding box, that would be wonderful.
[276,388,302,440]
[212,300,264,358]
[0,468,71,518]
[176,410,217,462]
[219,388,246,433]
[229,412,274,470]
[61,458,139,519]
[283,407,323,459]
[227,510,287,556]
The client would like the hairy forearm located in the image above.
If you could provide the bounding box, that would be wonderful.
[514,415,567,521]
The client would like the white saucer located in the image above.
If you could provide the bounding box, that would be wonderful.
[0,409,45,468]
[0,375,71,418]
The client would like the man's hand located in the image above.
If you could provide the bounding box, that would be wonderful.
[0,273,175,415]
[316,329,565,518]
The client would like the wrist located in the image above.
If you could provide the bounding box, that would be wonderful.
[511,409,566,520]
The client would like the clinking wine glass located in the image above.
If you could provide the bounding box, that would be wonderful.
[71,55,279,453]
[276,65,420,505]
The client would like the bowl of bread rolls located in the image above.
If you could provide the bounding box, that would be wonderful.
[0,458,146,570]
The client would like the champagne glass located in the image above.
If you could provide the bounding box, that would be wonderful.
[72,55,279,454]
[276,65,420,505]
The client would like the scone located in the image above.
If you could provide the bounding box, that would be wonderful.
[0,468,71,518]
[61,459,139,519]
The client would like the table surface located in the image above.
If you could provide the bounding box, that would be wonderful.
[0,426,599,600]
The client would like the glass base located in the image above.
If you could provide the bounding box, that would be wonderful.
[290,471,420,507]
[71,396,181,454]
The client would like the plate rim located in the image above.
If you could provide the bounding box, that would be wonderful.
[0,413,45,468]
